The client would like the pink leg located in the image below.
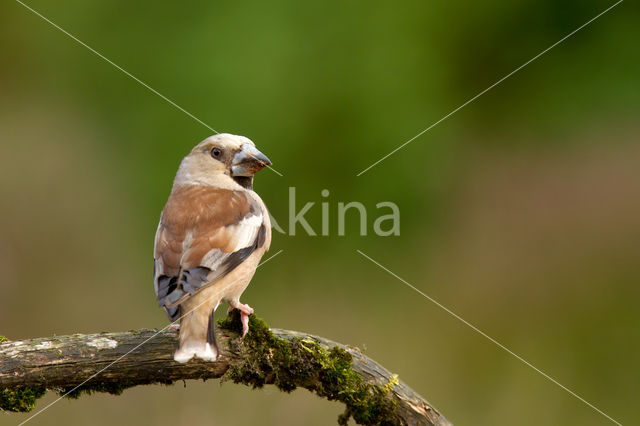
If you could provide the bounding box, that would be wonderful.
[229,302,254,337]
[241,312,250,337]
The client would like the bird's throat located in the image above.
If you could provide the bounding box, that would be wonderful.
[233,176,253,190]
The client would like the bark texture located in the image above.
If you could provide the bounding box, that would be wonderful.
[0,314,452,426]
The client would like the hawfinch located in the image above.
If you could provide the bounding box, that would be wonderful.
[154,134,272,363]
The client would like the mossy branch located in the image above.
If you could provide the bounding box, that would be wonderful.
[0,313,452,425]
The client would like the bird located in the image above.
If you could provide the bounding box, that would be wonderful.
[153,134,272,363]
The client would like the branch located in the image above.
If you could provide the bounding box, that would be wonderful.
[0,313,452,426]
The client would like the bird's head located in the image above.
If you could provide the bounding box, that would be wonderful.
[175,134,271,188]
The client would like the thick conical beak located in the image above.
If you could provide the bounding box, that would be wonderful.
[231,144,272,176]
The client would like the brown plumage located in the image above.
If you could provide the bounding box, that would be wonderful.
[153,134,272,363]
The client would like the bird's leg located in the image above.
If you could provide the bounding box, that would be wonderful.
[229,301,254,337]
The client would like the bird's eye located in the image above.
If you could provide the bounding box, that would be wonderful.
[211,147,222,158]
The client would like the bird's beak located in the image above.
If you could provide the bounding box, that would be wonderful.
[231,144,272,176]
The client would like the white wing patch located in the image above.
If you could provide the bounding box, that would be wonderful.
[198,211,263,272]
[228,214,263,250]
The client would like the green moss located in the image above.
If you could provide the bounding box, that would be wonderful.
[58,381,136,399]
[0,337,47,413]
[0,336,45,413]
[0,381,141,412]
[58,376,176,400]
[382,374,399,393]
[0,387,46,412]
[218,311,399,425]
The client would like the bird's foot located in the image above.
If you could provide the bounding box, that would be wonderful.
[241,312,250,337]
[168,323,180,331]
[228,302,254,337]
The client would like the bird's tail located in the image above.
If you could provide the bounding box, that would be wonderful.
[173,299,220,363]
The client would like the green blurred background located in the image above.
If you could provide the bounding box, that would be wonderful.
[1,0,639,425]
